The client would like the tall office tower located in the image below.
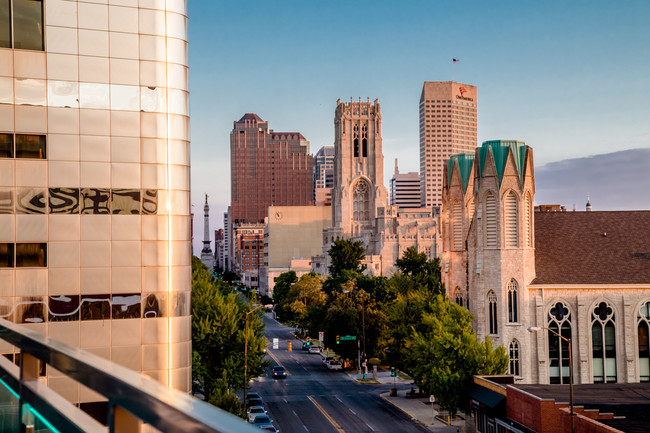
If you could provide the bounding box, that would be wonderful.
[420,81,477,207]
[223,207,231,270]
[314,145,334,206]
[390,159,421,208]
[214,228,224,270]
[230,114,313,224]
[0,0,191,410]
[331,98,388,235]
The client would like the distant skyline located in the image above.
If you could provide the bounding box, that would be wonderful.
[188,1,650,253]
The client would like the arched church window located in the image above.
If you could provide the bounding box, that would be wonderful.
[455,288,463,307]
[362,123,368,157]
[507,279,518,323]
[353,124,359,157]
[592,300,617,383]
[485,192,497,247]
[451,201,463,250]
[509,340,520,376]
[637,301,650,382]
[353,180,370,222]
[488,291,498,334]
[504,191,518,247]
[524,192,532,247]
[547,301,572,384]
[467,198,475,221]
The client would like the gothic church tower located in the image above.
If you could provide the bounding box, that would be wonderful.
[331,99,388,241]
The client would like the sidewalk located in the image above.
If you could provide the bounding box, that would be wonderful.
[348,370,467,432]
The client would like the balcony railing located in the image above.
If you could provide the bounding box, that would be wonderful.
[0,319,259,433]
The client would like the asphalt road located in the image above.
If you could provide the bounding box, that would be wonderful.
[249,314,428,433]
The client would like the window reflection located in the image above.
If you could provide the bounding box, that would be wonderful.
[49,295,80,322]
[172,291,190,316]
[79,83,110,109]
[81,188,110,214]
[0,298,13,321]
[111,85,140,111]
[16,134,46,158]
[49,188,80,214]
[16,297,45,323]
[48,81,79,108]
[16,243,46,267]
[16,188,46,214]
[141,86,166,112]
[13,0,43,51]
[0,188,13,214]
[0,244,14,267]
[112,294,141,319]
[0,133,12,157]
[14,78,46,106]
[111,189,140,215]
[143,293,166,318]
[0,77,13,104]
[0,0,10,48]
[142,189,158,215]
[80,295,110,320]
[168,89,188,116]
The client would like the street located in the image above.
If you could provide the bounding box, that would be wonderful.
[248,314,429,433]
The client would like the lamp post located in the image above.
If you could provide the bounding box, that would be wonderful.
[243,304,264,411]
[528,326,574,433]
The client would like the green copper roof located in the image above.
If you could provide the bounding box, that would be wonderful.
[447,153,475,191]
[478,140,526,186]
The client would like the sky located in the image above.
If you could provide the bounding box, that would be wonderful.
[187,0,650,253]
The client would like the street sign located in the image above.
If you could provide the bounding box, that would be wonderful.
[339,335,356,341]
[273,338,278,349]
[318,332,324,341]
[429,395,435,403]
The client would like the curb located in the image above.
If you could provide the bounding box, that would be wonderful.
[379,392,429,428]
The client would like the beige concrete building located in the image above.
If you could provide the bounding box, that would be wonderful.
[0,0,192,412]
[420,81,477,207]
[442,140,650,385]
[259,205,331,296]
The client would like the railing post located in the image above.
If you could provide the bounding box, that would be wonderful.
[110,405,142,433]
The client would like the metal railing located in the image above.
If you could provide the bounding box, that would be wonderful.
[0,319,260,433]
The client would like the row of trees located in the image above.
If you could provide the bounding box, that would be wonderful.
[272,241,508,416]
[191,256,268,416]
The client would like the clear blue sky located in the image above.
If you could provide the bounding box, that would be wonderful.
[188,0,650,250]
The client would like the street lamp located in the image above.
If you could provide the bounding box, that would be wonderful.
[243,303,265,411]
[528,326,574,433]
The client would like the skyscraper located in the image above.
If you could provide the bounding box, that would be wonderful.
[0,0,191,408]
[230,114,313,225]
[314,145,334,206]
[419,81,477,207]
[390,159,421,208]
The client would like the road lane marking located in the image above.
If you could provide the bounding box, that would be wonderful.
[308,395,345,433]
[348,408,356,415]
[284,398,288,403]
[335,396,343,403]
[292,410,298,417]
[266,350,290,375]
[303,426,309,432]
[366,423,375,431]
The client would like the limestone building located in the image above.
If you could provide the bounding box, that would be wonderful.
[420,81,477,207]
[0,0,192,411]
[442,140,650,385]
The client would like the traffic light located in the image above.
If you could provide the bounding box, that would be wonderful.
[336,335,340,344]
[391,367,396,377]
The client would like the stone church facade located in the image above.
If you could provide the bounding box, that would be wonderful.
[442,140,650,385]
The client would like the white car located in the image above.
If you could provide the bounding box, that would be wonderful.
[247,405,267,423]
[327,360,342,371]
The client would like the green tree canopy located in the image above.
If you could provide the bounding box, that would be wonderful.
[272,271,297,322]
[284,273,326,330]
[328,239,366,277]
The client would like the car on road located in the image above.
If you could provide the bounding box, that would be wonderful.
[321,356,333,367]
[251,414,273,427]
[246,398,264,408]
[272,365,287,379]
[246,392,260,400]
[258,425,279,432]
[247,406,267,423]
[327,360,342,371]
[308,345,322,353]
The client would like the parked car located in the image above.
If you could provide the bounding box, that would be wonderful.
[321,356,333,367]
[246,398,264,408]
[251,415,273,427]
[308,345,322,353]
[327,360,342,371]
[259,425,279,432]
[272,365,287,379]
[247,406,267,423]
[246,392,261,400]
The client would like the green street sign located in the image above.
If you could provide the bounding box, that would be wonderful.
[339,335,356,341]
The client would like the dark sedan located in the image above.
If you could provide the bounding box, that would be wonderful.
[271,365,287,379]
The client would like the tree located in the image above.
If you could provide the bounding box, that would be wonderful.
[191,256,268,415]
[408,295,508,417]
[328,239,366,277]
[395,247,428,276]
[272,271,297,321]
[284,273,326,331]
[391,247,445,297]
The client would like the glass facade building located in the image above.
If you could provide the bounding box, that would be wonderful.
[0,0,192,407]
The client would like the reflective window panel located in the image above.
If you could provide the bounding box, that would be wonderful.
[111,189,140,215]
[0,133,12,158]
[15,188,46,214]
[81,188,110,214]
[80,294,110,320]
[0,243,13,267]
[16,297,45,323]
[143,292,166,318]
[112,293,141,319]
[15,134,45,158]
[49,188,80,214]
[16,242,46,267]
[0,0,10,48]
[0,188,13,214]
[49,295,80,322]
[13,0,44,50]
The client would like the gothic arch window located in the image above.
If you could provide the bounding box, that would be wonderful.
[455,288,463,307]
[504,191,518,247]
[485,192,497,248]
[509,340,520,376]
[524,192,532,247]
[353,123,359,157]
[451,201,463,250]
[592,300,617,383]
[361,123,368,157]
[547,301,572,384]
[467,198,475,221]
[488,291,498,334]
[353,180,370,222]
[638,301,650,382]
[507,279,518,323]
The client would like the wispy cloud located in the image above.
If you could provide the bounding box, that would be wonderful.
[535,148,650,211]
